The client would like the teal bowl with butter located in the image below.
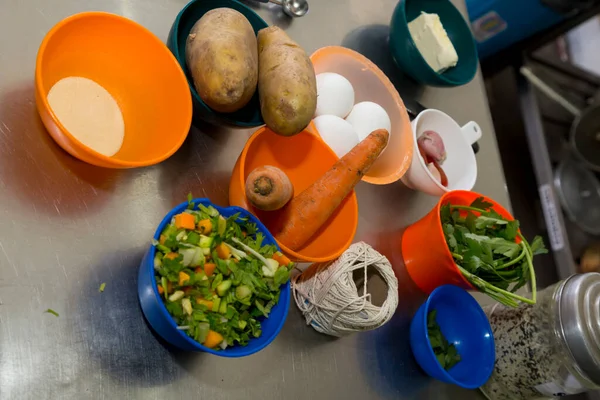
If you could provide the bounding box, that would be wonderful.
[389,0,478,87]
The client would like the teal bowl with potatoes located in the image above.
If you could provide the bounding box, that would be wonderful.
[389,0,478,87]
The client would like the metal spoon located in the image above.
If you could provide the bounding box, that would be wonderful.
[256,0,309,17]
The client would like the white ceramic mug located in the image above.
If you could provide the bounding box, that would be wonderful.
[401,109,481,196]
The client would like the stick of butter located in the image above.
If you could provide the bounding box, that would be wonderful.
[408,12,458,73]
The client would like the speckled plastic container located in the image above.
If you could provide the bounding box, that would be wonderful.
[481,273,600,399]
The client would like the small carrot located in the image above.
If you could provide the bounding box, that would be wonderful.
[179,271,190,286]
[164,252,179,260]
[159,234,167,245]
[175,213,195,230]
[203,263,216,277]
[203,330,224,348]
[272,252,291,266]
[162,281,173,294]
[216,243,231,259]
[274,129,389,250]
[197,219,212,234]
[196,298,214,309]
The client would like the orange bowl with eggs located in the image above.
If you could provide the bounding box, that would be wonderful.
[35,12,192,168]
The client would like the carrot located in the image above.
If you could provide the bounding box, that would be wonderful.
[165,252,179,260]
[272,252,291,266]
[158,285,164,295]
[159,234,167,245]
[196,298,214,309]
[245,165,294,211]
[274,129,389,250]
[175,213,195,230]
[179,271,190,286]
[164,281,173,294]
[197,219,212,234]
[203,263,217,277]
[216,243,231,259]
[203,330,223,348]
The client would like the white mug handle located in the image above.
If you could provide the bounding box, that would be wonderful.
[461,121,482,145]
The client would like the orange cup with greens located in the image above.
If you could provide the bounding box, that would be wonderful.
[401,190,546,307]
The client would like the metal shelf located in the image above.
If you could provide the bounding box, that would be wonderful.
[517,74,577,279]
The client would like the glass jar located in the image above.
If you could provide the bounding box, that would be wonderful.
[480,273,600,399]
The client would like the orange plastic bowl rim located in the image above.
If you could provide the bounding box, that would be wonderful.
[402,190,515,294]
[229,125,359,263]
[35,12,192,168]
[310,46,414,185]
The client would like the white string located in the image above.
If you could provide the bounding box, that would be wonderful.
[292,242,399,337]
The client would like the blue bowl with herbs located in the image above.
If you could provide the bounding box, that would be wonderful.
[137,197,291,356]
[409,285,495,389]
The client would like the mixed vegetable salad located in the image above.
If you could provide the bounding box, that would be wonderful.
[153,197,293,350]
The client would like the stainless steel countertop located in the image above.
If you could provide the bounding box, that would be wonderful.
[0,0,509,398]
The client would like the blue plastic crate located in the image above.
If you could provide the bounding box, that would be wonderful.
[466,0,564,58]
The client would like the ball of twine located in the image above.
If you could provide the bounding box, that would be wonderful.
[292,242,399,337]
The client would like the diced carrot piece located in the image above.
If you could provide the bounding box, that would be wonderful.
[197,219,212,234]
[175,213,196,230]
[272,252,291,266]
[216,243,230,259]
[232,258,239,264]
[179,271,190,286]
[195,298,214,309]
[203,263,216,277]
[242,231,247,238]
[194,267,202,274]
[159,234,167,245]
[157,285,164,295]
[165,252,179,260]
[203,330,223,348]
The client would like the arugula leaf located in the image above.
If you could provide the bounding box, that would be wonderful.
[427,310,461,370]
[470,197,494,210]
[499,220,519,241]
[530,236,548,256]
[440,204,451,223]
[474,215,509,230]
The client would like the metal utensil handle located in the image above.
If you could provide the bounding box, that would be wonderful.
[520,66,582,117]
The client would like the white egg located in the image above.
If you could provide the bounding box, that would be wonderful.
[345,101,392,141]
[315,73,355,118]
[313,115,360,158]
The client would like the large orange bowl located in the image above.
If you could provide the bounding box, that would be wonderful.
[35,12,192,168]
[309,46,413,185]
[229,126,359,263]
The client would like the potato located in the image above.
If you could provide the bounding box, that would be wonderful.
[185,8,258,113]
[258,26,317,136]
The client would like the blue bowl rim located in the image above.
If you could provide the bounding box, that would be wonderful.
[170,0,268,128]
[144,197,291,356]
[420,284,495,389]
[395,0,478,86]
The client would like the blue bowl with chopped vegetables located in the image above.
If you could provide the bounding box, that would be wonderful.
[409,285,494,389]
[138,197,291,356]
